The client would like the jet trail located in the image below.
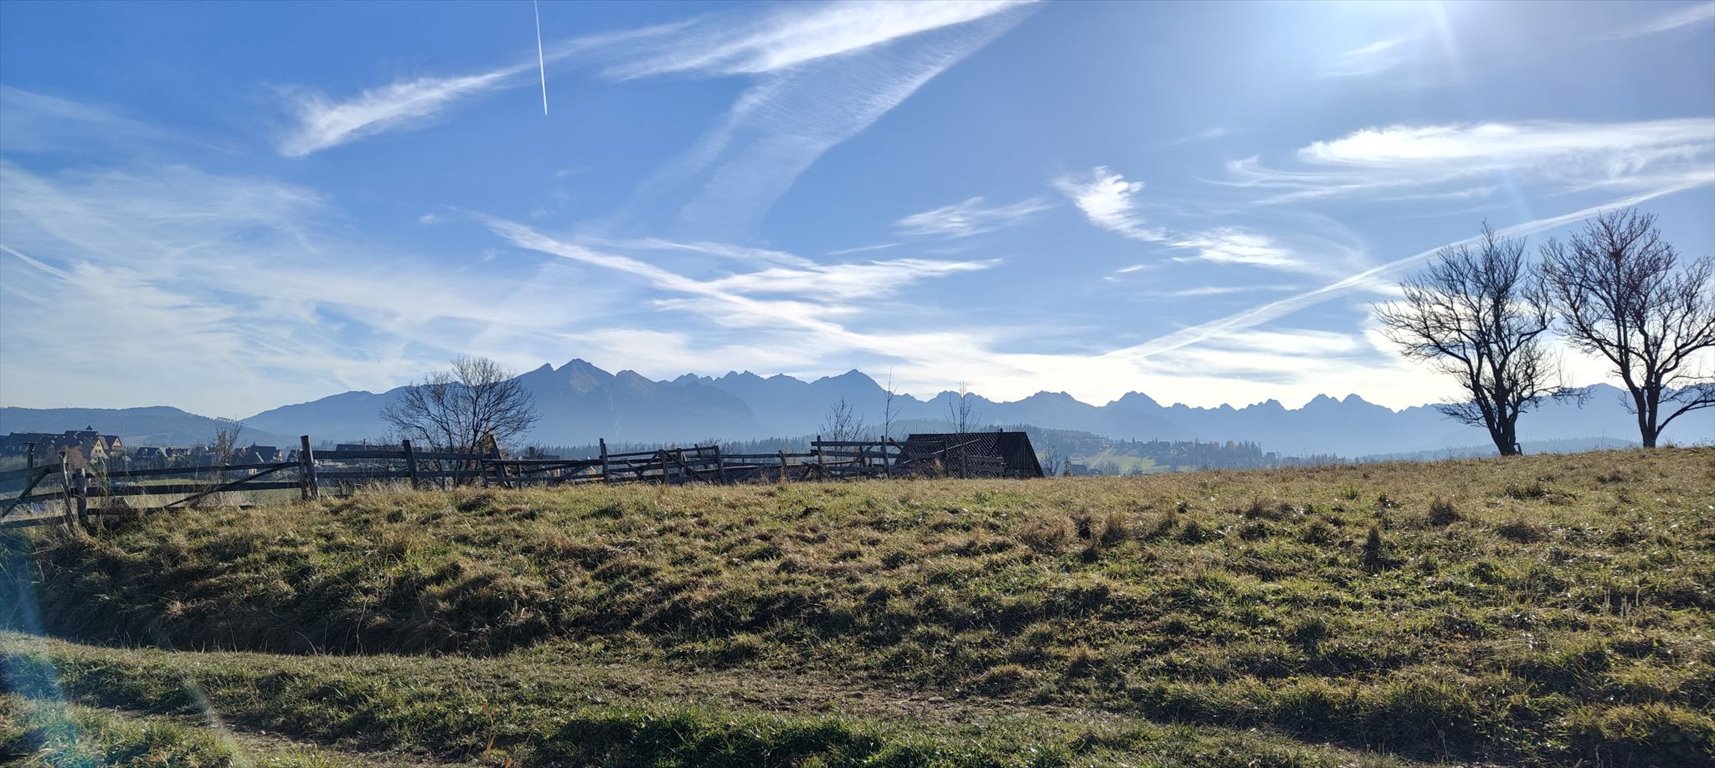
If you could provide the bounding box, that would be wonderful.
[533,0,548,116]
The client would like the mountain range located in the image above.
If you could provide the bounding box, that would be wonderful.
[9,359,1705,458]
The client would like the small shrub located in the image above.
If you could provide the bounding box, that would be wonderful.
[1241,498,1289,521]
[1504,479,1549,500]
[1146,510,1179,540]
[1096,510,1129,545]
[1596,469,1631,485]
[1289,615,1330,651]
[1177,519,1215,544]
[1301,519,1336,545]
[973,663,1031,694]
[1495,520,1544,544]
[1016,517,1070,553]
[1062,644,1102,677]
[1427,496,1460,526]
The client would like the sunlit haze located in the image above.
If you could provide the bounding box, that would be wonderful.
[2,0,1712,417]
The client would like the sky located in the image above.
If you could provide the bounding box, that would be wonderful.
[1,0,1713,418]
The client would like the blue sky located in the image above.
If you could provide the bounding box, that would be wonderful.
[2,0,1712,418]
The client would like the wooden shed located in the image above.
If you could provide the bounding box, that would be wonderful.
[897,431,1044,479]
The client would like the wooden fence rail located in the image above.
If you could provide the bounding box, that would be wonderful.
[1,433,1001,527]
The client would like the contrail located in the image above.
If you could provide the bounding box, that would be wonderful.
[533,0,548,116]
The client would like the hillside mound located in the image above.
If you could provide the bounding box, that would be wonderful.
[5,448,1713,766]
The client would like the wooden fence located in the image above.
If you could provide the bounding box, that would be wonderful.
[0,435,962,527]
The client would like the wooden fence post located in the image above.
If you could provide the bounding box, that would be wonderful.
[59,463,74,530]
[600,438,610,484]
[401,439,420,490]
[778,450,788,483]
[714,445,727,484]
[485,433,509,489]
[299,435,318,500]
[74,467,89,527]
[815,436,826,480]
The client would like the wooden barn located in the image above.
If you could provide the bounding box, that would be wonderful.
[897,431,1044,479]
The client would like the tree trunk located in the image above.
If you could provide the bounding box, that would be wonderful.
[1641,386,1662,448]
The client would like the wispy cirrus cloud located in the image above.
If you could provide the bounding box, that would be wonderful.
[484,216,995,316]
[276,0,1033,194]
[1111,176,1715,368]
[1322,36,1415,77]
[1224,119,1715,203]
[601,0,1033,79]
[273,23,685,157]
[277,70,517,157]
[577,236,815,269]
[0,96,628,414]
[1161,126,1230,147]
[1057,166,1322,273]
[664,8,1032,236]
[1607,1,1715,39]
[1140,284,1300,299]
[1053,166,1167,242]
[1170,229,1303,270]
[894,195,1051,238]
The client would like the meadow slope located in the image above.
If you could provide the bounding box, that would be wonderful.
[3,448,1713,767]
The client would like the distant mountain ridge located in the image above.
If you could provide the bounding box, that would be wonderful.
[0,406,295,448]
[6,359,1709,455]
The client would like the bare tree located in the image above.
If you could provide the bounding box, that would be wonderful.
[381,356,539,454]
[1038,444,1067,477]
[1374,223,1559,456]
[211,421,245,464]
[820,396,868,443]
[880,371,898,443]
[1541,209,1715,448]
[946,381,980,434]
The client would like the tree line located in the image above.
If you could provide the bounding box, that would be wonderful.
[1375,208,1714,455]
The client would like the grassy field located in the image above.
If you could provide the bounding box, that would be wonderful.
[3,448,1713,767]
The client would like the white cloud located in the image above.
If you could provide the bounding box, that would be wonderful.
[1171,229,1304,270]
[1141,285,1300,298]
[0,87,159,154]
[0,159,624,415]
[1162,126,1230,147]
[579,236,815,268]
[894,195,1051,238]
[271,22,684,156]
[666,12,1028,236]
[1108,177,1715,372]
[275,2,1030,165]
[1607,1,1715,39]
[1323,36,1413,77]
[1224,119,1715,202]
[1053,167,1167,242]
[277,71,516,157]
[479,216,1444,409]
[704,257,995,299]
[1057,166,1334,275]
[601,0,1034,79]
[826,242,902,256]
[484,216,992,322]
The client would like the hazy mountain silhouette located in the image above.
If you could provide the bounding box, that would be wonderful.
[7,360,1709,454]
[0,406,294,448]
